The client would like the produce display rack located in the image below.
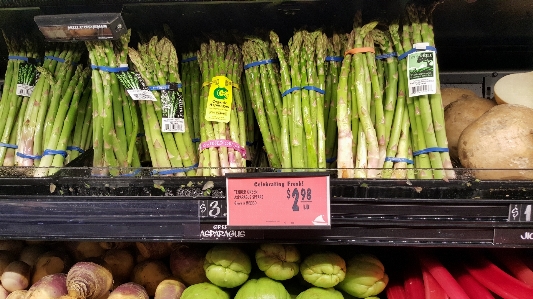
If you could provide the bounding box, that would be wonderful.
[1,0,533,249]
[0,170,532,248]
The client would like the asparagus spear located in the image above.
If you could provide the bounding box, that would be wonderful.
[336,31,356,178]
[269,31,292,170]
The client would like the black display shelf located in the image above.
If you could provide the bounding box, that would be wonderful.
[0,173,532,247]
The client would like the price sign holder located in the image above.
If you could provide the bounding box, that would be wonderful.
[226,172,330,229]
[508,203,533,222]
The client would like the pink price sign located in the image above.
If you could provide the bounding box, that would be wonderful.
[226,173,330,229]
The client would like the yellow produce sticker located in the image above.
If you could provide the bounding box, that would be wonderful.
[205,76,233,123]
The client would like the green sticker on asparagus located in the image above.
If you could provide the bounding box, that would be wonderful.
[205,75,233,123]
[116,71,157,101]
[161,83,185,133]
[407,50,436,97]
[16,62,38,97]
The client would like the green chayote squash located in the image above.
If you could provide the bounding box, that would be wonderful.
[234,277,292,299]
[204,245,251,288]
[300,252,346,288]
[180,282,230,299]
[337,254,388,298]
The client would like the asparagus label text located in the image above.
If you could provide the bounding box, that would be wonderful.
[407,50,436,97]
[206,75,233,123]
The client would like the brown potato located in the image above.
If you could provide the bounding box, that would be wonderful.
[458,104,533,180]
[441,87,479,108]
[444,97,496,161]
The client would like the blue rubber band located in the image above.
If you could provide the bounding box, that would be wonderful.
[66,146,85,154]
[243,58,279,70]
[246,141,255,146]
[152,163,199,175]
[91,65,129,73]
[398,46,437,61]
[384,157,414,164]
[375,52,398,60]
[192,138,200,143]
[0,143,17,149]
[119,168,142,177]
[136,132,145,138]
[325,56,343,62]
[45,56,78,66]
[413,147,449,157]
[148,83,183,91]
[302,86,326,94]
[326,157,337,164]
[8,55,40,64]
[181,56,198,63]
[43,149,68,158]
[16,152,41,160]
[282,87,302,97]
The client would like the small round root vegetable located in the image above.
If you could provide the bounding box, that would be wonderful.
[0,285,8,299]
[135,242,172,260]
[154,279,186,299]
[19,244,49,268]
[169,244,209,286]
[0,251,16,275]
[66,242,106,262]
[5,290,27,299]
[132,260,171,297]
[65,262,113,299]
[32,251,71,285]
[458,104,533,180]
[444,97,496,161]
[21,273,67,299]
[108,282,148,299]
[0,241,24,255]
[441,87,479,108]
[1,261,31,292]
[103,249,135,287]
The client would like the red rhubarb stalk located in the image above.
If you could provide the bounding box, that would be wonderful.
[464,254,533,299]
[422,267,449,299]
[387,281,407,299]
[419,253,470,299]
[404,263,425,299]
[491,250,533,287]
[453,267,495,299]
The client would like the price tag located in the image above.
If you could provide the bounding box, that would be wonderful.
[226,173,330,229]
[199,199,227,219]
[508,204,532,222]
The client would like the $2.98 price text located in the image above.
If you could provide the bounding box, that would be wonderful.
[226,174,330,228]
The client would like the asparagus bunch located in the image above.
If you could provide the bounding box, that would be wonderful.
[196,40,247,175]
[336,8,454,180]
[16,43,84,169]
[242,39,282,168]
[0,32,39,167]
[261,30,327,171]
[86,31,142,176]
[128,36,198,176]
[181,52,201,155]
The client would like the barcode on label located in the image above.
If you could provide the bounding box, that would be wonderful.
[127,89,157,101]
[16,84,34,97]
[163,118,185,133]
[411,84,434,95]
